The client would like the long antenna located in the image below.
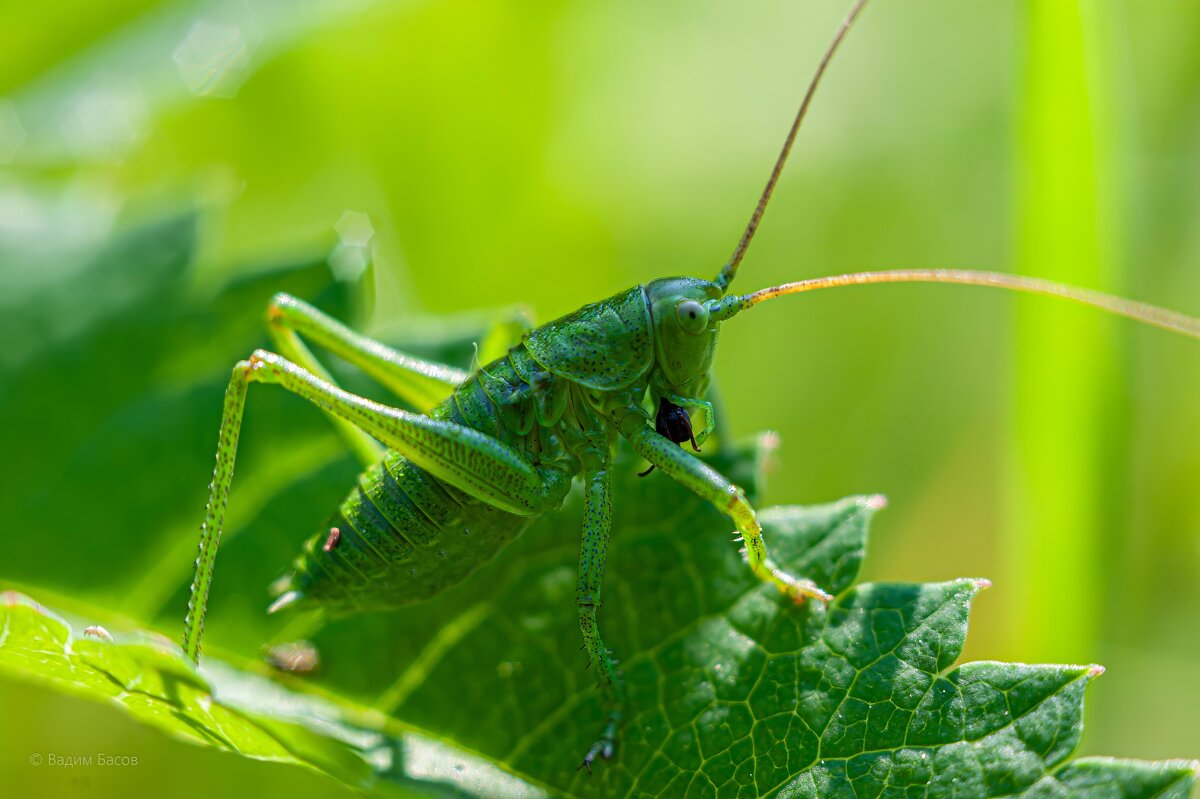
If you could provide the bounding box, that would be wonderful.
[714,0,871,293]
[708,269,1200,340]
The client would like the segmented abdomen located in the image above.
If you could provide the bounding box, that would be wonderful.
[277,346,575,613]
[286,451,532,612]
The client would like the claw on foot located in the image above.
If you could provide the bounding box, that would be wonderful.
[577,719,618,774]
[576,738,614,774]
[780,577,834,607]
[792,585,834,607]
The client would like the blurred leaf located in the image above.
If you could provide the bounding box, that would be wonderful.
[0,591,516,798]
[0,211,364,601]
[0,210,195,371]
[6,0,399,165]
[2,439,1195,797]
[0,592,372,787]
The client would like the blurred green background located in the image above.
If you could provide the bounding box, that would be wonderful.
[2,0,1198,796]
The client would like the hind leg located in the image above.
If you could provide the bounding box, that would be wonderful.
[183,350,552,663]
[265,294,532,464]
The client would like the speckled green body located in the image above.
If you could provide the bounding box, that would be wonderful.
[277,284,672,613]
[184,274,846,769]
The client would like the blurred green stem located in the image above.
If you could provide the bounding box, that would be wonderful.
[1008,0,1123,661]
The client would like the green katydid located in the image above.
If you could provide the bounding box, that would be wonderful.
[181,0,1200,771]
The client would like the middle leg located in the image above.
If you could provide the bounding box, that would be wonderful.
[265,294,534,465]
[267,293,469,412]
[576,453,624,772]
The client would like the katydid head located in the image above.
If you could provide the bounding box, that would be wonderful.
[645,277,723,393]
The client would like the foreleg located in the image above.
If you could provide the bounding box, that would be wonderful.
[616,409,831,605]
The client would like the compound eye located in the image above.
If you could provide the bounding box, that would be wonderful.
[675,299,709,335]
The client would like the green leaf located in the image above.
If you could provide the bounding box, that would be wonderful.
[0,210,366,604]
[2,439,1195,798]
[0,592,372,788]
[0,591,551,799]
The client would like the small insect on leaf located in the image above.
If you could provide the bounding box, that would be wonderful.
[83,625,113,642]
[323,526,341,553]
[263,640,320,674]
